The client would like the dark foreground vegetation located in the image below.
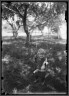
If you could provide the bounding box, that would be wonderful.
[2,37,67,94]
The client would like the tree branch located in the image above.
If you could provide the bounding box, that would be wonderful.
[2,4,23,18]
[6,19,13,28]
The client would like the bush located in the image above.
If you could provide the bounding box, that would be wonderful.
[2,59,32,94]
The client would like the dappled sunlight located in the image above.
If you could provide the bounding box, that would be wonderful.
[2,55,12,64]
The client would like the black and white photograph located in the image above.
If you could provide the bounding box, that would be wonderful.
[1,1,67,95]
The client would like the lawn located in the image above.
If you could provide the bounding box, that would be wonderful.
[2,36,67,94]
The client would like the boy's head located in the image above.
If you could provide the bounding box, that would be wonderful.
[37,48,49,59]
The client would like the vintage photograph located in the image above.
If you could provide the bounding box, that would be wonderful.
[1,1,67,94]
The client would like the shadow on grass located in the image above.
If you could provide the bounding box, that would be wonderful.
[2,37,67,94]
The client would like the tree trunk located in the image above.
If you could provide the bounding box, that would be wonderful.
[12,26,18,39]
[22,4,30,45]
[26,30,31,45]
[13,30,18,39]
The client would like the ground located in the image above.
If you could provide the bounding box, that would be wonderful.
[2,35,67,94]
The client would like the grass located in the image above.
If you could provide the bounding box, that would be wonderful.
[2,36,67,94]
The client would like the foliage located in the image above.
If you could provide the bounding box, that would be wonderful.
[2,2,67,43]
[2,38,67,94]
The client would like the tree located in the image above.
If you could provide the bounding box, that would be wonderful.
[7,15,21,39]
[2,4,21,39]
[2,2,67,44]
[26,2,66,38]
[2,2,32,44]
